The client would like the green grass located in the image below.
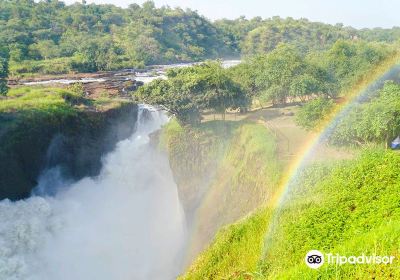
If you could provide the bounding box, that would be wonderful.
[0,86,131,146]
[1,87,80,114]
[260,150,400,279]
[181,148,400,279]
[1,86,127,114]
[182,208,272,280]
[0,87,85,137]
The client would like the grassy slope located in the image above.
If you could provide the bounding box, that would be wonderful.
[182,149,400,279]
[183,208,272,280]
[262,150,400,279]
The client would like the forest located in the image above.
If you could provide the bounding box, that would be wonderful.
[1,0,400,76]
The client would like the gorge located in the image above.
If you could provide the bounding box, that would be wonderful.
[0,106,187,280]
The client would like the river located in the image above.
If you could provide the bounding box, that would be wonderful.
[21,60,241,86]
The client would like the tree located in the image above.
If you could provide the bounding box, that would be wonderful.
[135,62,249,124]
[0,46,9,95]
[28,40,60,60]
[289,74,320,102]
[0,0,237,73]
[228,62,258,98]
[198,62,248,119]
[254,44,305,105]
[136,78,202,124]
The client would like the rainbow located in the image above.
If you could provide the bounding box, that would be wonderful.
[261,53,400,255]
[180,53,400,269]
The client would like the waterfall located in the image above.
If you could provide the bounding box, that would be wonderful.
[0,105,186,280]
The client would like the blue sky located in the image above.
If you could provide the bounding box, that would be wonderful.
[63,0,399,29]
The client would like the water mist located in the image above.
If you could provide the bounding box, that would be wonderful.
[0,105,186,280]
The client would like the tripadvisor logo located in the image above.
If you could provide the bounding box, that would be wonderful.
[305,250,324,269]
[305,250,395,269]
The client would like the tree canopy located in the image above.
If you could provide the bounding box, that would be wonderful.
[135,61,249,124]
[229,41,394,106]
[1,0,400,76]
[0,0,233,74]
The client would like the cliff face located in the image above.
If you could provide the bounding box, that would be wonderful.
[0,102,138,200]
[160,120,280,263]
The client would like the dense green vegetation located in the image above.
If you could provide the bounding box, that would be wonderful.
[216,16,400,57]
[261,150,400,279]
[240,17,356,56]
[331,81,400,146]
[230,40,395,106]
[183,150,400,279]
[182,208,271,279]
[0,86,82,115]
[136,39,395,127]
[2,0,400,77]
[0,0,234,75]
[295,97,334,130]
[0,85,127,130]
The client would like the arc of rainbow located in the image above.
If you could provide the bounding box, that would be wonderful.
[261,53,400,256]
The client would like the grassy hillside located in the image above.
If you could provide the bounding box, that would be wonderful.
[181,149,400,279]
[261,150,400,279]
[183,208,272,279]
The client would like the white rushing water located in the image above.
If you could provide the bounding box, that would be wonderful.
[0,106,187,280]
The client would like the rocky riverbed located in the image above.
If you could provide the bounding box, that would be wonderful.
[9,60,241,97]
